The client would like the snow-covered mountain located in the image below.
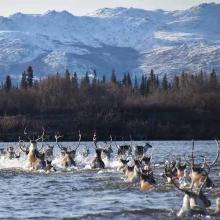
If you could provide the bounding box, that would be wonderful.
[0,3,220,80]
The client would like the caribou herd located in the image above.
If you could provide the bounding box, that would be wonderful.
[0,128,220,218]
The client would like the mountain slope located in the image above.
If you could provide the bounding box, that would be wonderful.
[0,3,220,80]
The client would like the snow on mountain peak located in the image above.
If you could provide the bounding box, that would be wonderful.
[0,3,219,79]
[88,7,126,17]
[89,7,166,19]
[43,10,74,17]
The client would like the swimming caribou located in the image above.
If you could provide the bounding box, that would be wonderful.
[102,135,113,160]
[6,146,20,160]
[188,140,220,188]
[19,127,46,170]
[55,131,82,168]
[91,133,105,169]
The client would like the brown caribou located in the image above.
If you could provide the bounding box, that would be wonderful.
[55,131,81,168]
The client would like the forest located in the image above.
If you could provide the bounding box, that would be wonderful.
[0,66,219,141]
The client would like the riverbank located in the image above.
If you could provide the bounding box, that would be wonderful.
[0,109,219,141]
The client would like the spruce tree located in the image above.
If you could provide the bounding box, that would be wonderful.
[111,69,117,84]
[81,72,90,88]
[197,70,204,89]
[180,71,187,89]
[162,74,168,92]
[122,73,127,86]
[21,71,27,89]
[155,75,160,90]
[92,70,97,85]
[27,66,33,87]
[173,75,180,91]
[209,69,218,89]
[72,72,78,89]
[149,69,156,93]
[134,75,138,90]
[127,73,132,87]
[4,75,12,92]
[140,75,146,95]
[65,69,71,80]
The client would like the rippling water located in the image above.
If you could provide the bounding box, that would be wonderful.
[0,141,219,219]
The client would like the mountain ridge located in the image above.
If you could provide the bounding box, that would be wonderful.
[0,3,219,80]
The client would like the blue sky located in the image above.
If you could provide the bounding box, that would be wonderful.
[1,0,220,16]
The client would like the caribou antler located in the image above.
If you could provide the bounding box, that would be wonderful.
[18,136,28,152]
[113,136,119,149]
[93,132,98,149]
[206,140,220,167]
[36,127,45,142]
[198,159,210,194]
[191,139,195,168]
[110,135,112,143]
[103,135,113,150]
[93,132,96,142]
[24,127,32,141]
[55,133,64,150]
[36,127,45,152]
[171,177,190,194]
[184,154,191,166]
[74,130,82,151]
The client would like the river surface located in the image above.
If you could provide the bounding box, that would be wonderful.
[0,141,219,219]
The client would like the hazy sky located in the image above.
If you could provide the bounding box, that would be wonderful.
[1,0,220,16]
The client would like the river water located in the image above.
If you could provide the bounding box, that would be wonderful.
[0,141,219,219]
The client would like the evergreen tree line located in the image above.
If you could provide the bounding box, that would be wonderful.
[3,67,219,97]
[0,66,219,140]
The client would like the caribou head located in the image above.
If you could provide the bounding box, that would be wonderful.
[91,133,105,169]
[170,168,211,217]
[117,144,132,159]
[19,127,45,169]
[163,160,178,183]
[102,135,113,160]
[118,158,130,173]
[175,161,187,178]
[134,143,152,160]
[55,131,81,168]
[141,156,152,171]
[140,169,156,191]
[44,145,54,162]
[123,159,142,183]
[188,140,219,188]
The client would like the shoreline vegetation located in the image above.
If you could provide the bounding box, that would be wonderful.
[0,67,219,141]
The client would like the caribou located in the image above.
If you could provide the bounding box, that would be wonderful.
[170,163,211,217]
[91,133,105,169]
[139,155,155,191]
[164,159,190,187]
[6,146,20,160]
[133,143,153,160]
[102,136,113,160]
[163,160,178,183]
[43,144,54,162]
[118,158,130,172]
[141,156,152,171]
[123,159,142,183]
[140,169,156,191]
[188,140,220,188]
[19,127,45,170]
[116,144,132,159]
[55,131,81,168]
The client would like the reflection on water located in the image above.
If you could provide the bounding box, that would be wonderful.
[0,141,219,219]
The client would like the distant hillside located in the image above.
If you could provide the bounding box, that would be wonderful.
[0,3,220,80]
